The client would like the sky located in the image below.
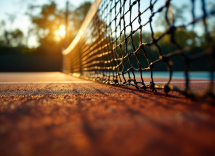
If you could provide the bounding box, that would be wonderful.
[0,0,94,47]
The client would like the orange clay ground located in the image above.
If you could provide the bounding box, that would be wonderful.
[0,72,215,156]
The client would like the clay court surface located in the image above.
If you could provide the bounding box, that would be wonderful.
[0,72,215,156]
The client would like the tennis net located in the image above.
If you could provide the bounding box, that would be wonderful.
[63,0,215,98]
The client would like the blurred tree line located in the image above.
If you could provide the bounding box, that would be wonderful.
[122,28,215,71]
[0,0,214,71]
[116,3,215,71]
[0,1,91,71]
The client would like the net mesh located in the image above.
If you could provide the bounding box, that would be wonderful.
[63,0,215,98]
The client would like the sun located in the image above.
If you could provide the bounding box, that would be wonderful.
[55,25,66,37]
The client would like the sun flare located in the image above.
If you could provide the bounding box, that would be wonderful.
[55,25,66,37]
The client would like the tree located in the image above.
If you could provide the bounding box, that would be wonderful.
[71,2,91,33]
[155,4,188,31]
[0,21,6,46]
[32,2,64,42]
[30,2,65,55]
[25,4,40,47]
[29,1,92,55]
[2,29,24,47]
[11,29,24,46]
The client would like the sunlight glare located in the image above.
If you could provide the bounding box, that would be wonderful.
[59,29,66,36]
[55,30,59,35]
[55,25,66,37]
[59,25,65,30]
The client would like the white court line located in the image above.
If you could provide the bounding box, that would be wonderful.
[0,81,213,85]
[0,81,94,84]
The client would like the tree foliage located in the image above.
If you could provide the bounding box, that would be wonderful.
[0,1,214,71]
[71,2,92,32]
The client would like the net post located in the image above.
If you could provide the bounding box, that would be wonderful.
[65,1,69,48]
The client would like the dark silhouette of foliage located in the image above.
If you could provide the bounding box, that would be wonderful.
[0,1,92,71]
